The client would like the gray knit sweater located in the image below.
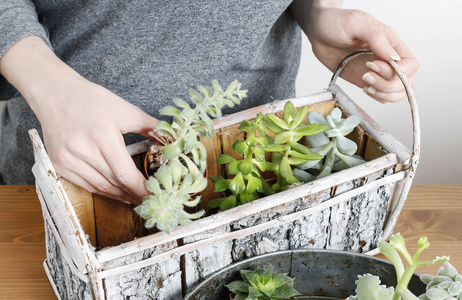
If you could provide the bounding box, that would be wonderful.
[0,0,301,184]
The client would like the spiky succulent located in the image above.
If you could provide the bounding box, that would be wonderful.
[294,107,366,182]
[226,267,301,300]
[419,262,462,300]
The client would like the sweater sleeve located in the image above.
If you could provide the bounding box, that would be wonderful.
[0,0,52,100]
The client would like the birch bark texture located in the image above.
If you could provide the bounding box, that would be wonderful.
[30,65,418,298]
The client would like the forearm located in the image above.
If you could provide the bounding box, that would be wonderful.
[290,0,342,37]
[0,36,84,122]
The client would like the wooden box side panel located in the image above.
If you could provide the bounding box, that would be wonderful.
[62,159,144,250]
[102,239,182,299]
[44,220,93,300]
[181,165,395,292]
[326,167,394,252]
[104,257,182,300]
[182,224,233,294]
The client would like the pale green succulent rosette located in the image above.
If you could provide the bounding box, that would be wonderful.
[419,262,462,300]
[294,107,366,182]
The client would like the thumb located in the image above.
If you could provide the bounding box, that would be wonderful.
[123,107,159,139]
[136,113,159,139]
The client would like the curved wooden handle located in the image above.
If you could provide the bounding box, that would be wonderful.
[328,50,421,240]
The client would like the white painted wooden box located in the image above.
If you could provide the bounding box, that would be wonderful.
[30,52,419,299]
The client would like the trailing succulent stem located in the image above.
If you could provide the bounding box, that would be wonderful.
[136,81,247,233]
[346,233,449,300]
[294,107,366,182]
[152,80,247,171]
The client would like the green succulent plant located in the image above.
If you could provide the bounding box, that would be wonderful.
[208,114,275,211]
[419,262,462,300]
[152,80,247,171]
[293,107,366,182]
[260,101,328,191]
[209,101,327,211]
[136,80,247,233]
[226,267,301,300]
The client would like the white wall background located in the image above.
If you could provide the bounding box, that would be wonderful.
[296,0,462,184]
[1,1,460,184]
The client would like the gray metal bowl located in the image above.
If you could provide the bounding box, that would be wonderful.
[184,249,426,300]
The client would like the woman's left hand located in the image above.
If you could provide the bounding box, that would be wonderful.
[290,1,419,103]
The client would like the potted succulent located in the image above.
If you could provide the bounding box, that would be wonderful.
[135,80,247,233]
[184,234,453,300]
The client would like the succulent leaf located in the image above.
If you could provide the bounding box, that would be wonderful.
[143,173,159,192]
[307,111,329,126]
[337,135,358,156]
[283,101,296,124]
[160,105,181,116]
[266,113,289,130]
[217,154,236,164]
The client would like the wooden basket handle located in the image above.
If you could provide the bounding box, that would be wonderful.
[329,50,421,239]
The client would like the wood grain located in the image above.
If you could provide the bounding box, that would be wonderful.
[0,185,461,299]
[93,194,142,249]
[60,178,96,247]
[0,185,55,299]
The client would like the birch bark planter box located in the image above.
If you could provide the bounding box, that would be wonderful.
[184,249,426,299]
[29,51,420,299]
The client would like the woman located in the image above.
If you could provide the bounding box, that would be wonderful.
[0,0,418,203]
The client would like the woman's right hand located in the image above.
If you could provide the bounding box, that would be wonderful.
[0,36,158,204]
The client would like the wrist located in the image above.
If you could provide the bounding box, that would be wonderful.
[311,0,342,10]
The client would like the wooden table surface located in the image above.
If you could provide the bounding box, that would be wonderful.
[1,185,461,299]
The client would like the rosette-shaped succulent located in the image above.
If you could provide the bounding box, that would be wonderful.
[419,262,462,300]
[294,107,366,182]
[226,267,301,300]
[135,157,207,234]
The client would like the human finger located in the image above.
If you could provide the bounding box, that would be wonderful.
[100,134,148,200]
[350,14,401,62]
[363,87,408,103]
[362,71,416,93]
[80,148,143,200]
[56,159,140,204]
[365,58,419,81]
